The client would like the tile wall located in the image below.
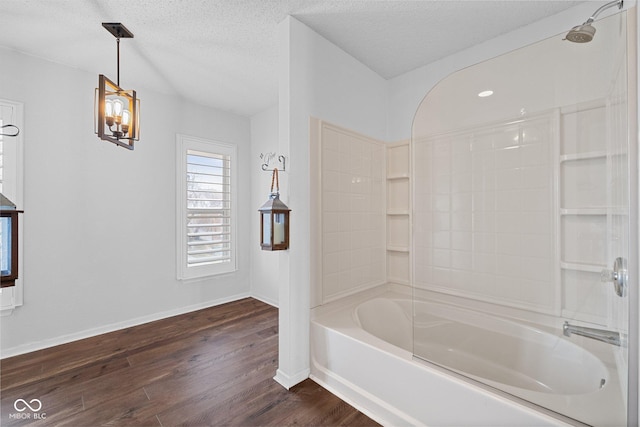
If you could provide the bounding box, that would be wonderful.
[414,114,557,314]
[321,123,386,302]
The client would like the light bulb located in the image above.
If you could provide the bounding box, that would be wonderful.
[105,100,115,126]
[121,109,131,135]
[105,100,114,117]
[113,100,124,124]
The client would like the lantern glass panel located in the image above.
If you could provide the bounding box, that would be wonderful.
[262,213,271,246]
[0,216,11,276]
[274,213,286,245]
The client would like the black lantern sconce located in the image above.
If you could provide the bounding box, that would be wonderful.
[1,194,23,288]
[259,169,291,251]
[95,23,140,150]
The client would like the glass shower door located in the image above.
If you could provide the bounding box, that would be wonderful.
[411,10,635,426]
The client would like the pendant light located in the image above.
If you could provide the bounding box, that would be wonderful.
[95,23,140,150]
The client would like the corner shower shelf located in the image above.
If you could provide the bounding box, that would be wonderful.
[387,210,410,216]
[387,246,410,253]
[559,151,607,162]
[560,208,607,215]
[560,261,606,273]
[557,101,612,328]
[387,174,409,180]
[386,140,411,286]
[560,208,626,216]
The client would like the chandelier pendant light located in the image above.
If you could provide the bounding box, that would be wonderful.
[95,23,140,150]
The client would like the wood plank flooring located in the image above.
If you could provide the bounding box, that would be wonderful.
[1,298,379,426]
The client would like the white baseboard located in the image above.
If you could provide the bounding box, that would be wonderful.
[1,291,251,359]
[273,367,310,390]
[250,292,278,308]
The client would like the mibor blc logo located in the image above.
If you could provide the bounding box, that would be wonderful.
[9,398,46,420]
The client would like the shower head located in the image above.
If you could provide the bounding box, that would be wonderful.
[564,0,623,43]
[565,23,597,43]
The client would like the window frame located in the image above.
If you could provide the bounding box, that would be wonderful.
[176,134,238,280]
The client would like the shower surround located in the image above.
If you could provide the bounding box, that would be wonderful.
[310,9,635,427]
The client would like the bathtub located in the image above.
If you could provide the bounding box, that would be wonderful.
[310,286,626,426]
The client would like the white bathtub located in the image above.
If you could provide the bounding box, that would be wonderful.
[310,287,625,426]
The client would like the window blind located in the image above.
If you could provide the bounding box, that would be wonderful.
[186,150,232,267]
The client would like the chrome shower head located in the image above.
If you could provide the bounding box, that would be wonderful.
[564,0,623,43]
[565,23,596,43]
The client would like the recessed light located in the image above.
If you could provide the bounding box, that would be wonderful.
[478,90,494,98]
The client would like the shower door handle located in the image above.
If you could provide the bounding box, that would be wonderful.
[600,257,627,297]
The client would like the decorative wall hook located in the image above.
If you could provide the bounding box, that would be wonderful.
[260,152,286,172]
[0,124,20,137]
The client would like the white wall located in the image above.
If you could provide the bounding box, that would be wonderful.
[250,104,280,306]
[0,47,252,357]
[275,16,387,388]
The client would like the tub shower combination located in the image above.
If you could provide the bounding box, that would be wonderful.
[311,6,635,427]
[311,287,625,426]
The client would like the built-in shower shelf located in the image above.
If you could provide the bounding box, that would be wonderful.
[560,261,606,273]
[560,208,627,216]
[387,174,409,180]
[386,140,411,285]
[387,246,410,253]
[560,208,607,215]
[559,151,607,162]
[387,210,410,216]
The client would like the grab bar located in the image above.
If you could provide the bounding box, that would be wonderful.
[563,321,621,346]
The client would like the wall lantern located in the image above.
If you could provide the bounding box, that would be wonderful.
[259,169,291,251]
[95,23,140,150]
[0,194,23,288]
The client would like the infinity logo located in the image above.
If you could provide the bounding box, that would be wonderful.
[13,398,42,412]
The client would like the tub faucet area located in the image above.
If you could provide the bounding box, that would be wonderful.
[563,321,621,346]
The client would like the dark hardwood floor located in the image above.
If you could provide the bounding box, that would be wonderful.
[1,298,379,426]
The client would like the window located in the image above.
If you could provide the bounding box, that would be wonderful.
[177,134,237,280]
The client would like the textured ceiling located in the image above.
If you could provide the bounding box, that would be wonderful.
[0,0,584,117]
